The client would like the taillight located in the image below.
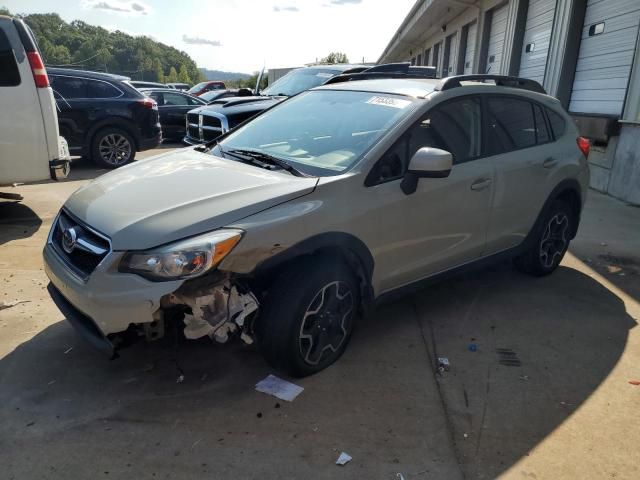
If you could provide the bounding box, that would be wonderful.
[26,51,49,88]
[139,98,157,109]
[577,136,590,158]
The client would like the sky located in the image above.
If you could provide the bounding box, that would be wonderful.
[4,0,415,73]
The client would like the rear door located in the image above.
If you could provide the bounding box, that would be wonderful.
[365,96,494,292]
[158,91,204,138]
[483,95,557,254]
[49,74,90,153]
[0,20,50,184]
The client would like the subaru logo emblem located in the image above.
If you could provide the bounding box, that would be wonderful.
[62,227,78,254]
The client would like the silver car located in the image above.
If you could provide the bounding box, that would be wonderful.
[44,75,590,376]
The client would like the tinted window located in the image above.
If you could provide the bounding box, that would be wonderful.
[87,79,121,98]
[147,91,163,103]
[547,108,566,138]
[533,104,551,144]
[486,97,536,154]
[368,97,481,184]
[162,92,190,106]
[50,75,87,99]
[0,30,20,87]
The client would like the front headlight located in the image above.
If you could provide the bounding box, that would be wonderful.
[119,229,242,281]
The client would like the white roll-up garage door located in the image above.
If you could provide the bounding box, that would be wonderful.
[444,33,458,76]
[519,0,557,84]
[569,0,640,115]
[485,3,509,74]
[464,22,477,74]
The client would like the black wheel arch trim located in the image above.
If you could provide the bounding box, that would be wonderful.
[524,179,583,248]
[250,232,375,314]
[85,118,141,153]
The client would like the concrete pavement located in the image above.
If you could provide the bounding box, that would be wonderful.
[1,151,638,479]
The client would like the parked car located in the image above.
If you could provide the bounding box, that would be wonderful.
[187,80,226,96]
[49,68,162,168]
[0,16,70,187]
[44,74,589,377]
[129,80,165,89]
[140,88,205,140]
[198,88,252,103]
[166,82,190,91]
[182,63,370,144]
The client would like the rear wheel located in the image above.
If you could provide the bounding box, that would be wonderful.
[91,127,136,168]
[514,200,574,276]
[256,256,360,377]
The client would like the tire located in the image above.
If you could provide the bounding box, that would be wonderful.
[256,256,360,377]
[514,200,574,276]
[91,127,136,168]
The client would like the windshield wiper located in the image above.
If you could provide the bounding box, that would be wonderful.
[227,148,307,177]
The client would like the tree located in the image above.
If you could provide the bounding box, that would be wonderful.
[166,66,178,83]
[320,52,349,64]
[177,64,191,84]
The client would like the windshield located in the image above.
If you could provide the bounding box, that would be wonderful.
[188,82,208,93]
[261,68,344,97]
[219,90,415,176]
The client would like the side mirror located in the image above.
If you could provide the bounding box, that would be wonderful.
[401,147,452,195]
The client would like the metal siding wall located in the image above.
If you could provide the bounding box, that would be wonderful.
[569,0,640,115]
[486,3,509,74]
[447,32,458,76]
[519,0,557,83]
[465,22,478,74]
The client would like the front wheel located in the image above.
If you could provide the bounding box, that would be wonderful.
[256,256,360,377]
[91,127,136,168]
[514,200,574,276]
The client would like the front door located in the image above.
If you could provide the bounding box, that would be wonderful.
[365,96,494,293]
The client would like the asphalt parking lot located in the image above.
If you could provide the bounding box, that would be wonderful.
[1,146,639,479]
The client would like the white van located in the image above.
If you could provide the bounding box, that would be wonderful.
[0,16,70,187]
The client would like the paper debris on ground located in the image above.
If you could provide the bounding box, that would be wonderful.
[255,374,304,402]
[335,452,352,466]
[397,474,406,480]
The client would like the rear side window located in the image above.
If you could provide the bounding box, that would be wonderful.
[533,104,551,144]
[486,97,536,154]
[50,75,87,99]
[547,108,566,139]
[0,29,20,87]
[162,92,190,106]
[87,80,122,98]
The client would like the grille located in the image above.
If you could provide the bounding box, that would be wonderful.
[50,211,110,279]
[187,125,199,139]
[186,113,199,125]
[203,116,221,129]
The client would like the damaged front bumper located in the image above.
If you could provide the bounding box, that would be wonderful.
[44,243,259,356]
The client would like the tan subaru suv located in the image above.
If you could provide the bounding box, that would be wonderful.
[44,73,590,376]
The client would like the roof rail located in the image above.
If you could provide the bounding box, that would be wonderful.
[435,75,546,94]
[324,63,437,85]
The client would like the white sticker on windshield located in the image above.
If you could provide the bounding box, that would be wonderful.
[316,72,333,78]
[366,96,411,109]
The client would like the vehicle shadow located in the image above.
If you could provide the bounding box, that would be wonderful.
[0,200,43,246]
[405,261,637,478]
[0,262,634,478]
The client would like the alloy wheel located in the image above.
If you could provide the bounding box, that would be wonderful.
[539,213,569,269]
[299,281,354,366]
[98,133,132,166]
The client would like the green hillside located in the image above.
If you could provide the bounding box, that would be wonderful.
[1,8,203,84]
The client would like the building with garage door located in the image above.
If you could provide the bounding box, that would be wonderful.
[379,0,640,205]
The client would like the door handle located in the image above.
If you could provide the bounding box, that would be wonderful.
[543,157,558,168]
[470,178,492,191]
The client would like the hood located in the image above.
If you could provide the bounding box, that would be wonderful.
[208,95,284,108]
[64,149,318,250]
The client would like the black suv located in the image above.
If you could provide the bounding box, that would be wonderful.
[49,68,162,168]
